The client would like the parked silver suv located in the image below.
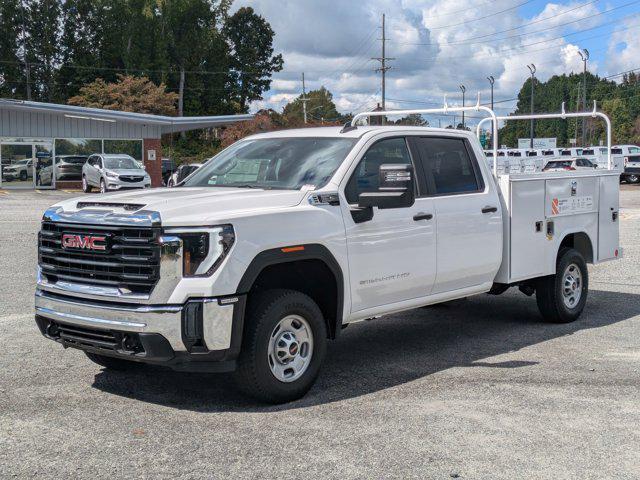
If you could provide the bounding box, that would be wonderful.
[82,153,150,193]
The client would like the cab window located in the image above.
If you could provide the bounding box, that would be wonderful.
[414,137,484,195]
[345,137,412,204]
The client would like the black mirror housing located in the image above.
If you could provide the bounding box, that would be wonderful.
[357,164,415,210]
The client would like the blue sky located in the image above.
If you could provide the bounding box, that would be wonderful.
[235,0,640,127]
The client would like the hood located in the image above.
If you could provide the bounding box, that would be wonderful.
[109,168,148,176]
[53,187,308,226]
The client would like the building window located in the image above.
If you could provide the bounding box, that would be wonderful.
[104,140,143,161]
[54,139,102,181]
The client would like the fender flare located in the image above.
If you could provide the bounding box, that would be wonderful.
[237,244,345,338]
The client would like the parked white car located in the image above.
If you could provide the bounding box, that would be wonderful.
[81,153,151,193]
[543,158,597,172]
[3,159,33,181]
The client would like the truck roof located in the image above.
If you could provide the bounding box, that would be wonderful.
[244,125,478,140]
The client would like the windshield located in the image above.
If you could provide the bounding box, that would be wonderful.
[104,156,139,170]
[184,137,357,190]
[545,161,572,168]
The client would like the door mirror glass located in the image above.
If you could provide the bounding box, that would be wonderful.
[358,164,415,210]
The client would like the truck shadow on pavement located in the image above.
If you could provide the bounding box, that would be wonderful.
[91,288,639,411]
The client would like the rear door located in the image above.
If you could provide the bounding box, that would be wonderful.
[412,136,502,294]
[341,135,437,314]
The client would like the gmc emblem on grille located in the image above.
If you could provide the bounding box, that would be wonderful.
[61,234,108,251]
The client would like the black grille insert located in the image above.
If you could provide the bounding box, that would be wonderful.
[39,222,161,294]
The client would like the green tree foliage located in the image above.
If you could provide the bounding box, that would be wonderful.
[223,6,283,111]
[499,72,638,146]
[282,86,344,125]
[0,0,25,97]
[3,0,282,118]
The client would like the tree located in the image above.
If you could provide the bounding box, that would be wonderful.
[68,74,178,115]
[0,0,25,98]
[25,0,61,101]
[223,7,283,111]
[393,113,428,126]
[282,86,343,125]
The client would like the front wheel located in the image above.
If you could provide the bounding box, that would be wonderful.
[82,175,92,193]
[100,178,108,194]
[626,173,640,184]
[536,248,588,323]
[234,289,327,404]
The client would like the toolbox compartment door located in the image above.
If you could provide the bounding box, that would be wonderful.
[597,175,620,261]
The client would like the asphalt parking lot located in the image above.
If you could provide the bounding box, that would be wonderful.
[1,186,639,479]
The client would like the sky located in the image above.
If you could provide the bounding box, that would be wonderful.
[234,0,640,128]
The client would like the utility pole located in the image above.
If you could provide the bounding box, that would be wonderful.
[459,84,466,129]
[20,2,31,100]
[301,72,309,124]
[372,14,393,124]
[487,76,495,111]
[527,64,536,149]
[578,49,589,146]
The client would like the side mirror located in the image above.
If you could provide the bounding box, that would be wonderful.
[351,164,415,223]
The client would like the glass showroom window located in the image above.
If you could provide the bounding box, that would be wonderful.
[104,140,143,162]
[54,139,102,181]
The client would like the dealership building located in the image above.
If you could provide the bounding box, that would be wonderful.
[0,99,251,190]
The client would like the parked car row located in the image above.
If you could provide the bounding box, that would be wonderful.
[483,144,640,182]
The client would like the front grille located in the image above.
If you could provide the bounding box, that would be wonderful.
[38,222,161,294]
[119,175,144,183]
[37,317,144,354]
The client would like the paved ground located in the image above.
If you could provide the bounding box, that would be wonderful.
[1,186,639,479]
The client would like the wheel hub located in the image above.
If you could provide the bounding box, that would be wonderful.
[267,314,313,383]
[562,263,583,309]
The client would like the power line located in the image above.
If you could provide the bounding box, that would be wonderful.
[423,0,538,30]
[393,1,639,47]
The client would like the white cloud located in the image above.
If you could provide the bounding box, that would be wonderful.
[234,0,611,125]
[605,13,640,77]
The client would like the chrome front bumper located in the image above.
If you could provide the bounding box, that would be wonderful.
[35,289,242,357]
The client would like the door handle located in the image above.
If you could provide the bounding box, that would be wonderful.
[481,206,498,214]
[413,213,433,221]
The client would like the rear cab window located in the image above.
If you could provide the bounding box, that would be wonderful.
[410,136,485,196]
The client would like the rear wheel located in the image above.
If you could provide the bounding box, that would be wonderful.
[84,352,140,371]
[234,289,327,404]
[536,248,588,323]
[82,175,92,193]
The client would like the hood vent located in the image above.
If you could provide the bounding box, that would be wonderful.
[76,202,145,212]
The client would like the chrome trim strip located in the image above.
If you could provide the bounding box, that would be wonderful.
[43,207,161,227]
[35,306,146,329]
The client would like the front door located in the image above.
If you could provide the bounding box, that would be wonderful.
[340,136,437,315]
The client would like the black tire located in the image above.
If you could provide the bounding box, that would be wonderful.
[82,175,92,193]
[536,248,588,323]
[100,178,107,194]
[84,352,140,371]
[234,289,327,404]
[627,174,640,184]
[19,170,27,181]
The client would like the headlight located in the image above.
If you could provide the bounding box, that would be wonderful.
[105,170,119,179]
[166,225,235,277]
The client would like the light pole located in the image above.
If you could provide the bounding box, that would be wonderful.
[578,49,589,146]
[487,76,495,111]
[459,84,466,129]
[527,64,536,149]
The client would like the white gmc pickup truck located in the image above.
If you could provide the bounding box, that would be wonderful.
[35,108,621,403]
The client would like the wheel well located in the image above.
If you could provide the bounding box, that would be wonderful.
[559,232,594,263]
[248,259,340,339]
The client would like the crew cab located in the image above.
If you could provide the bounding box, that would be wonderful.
[35,118,621,403]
